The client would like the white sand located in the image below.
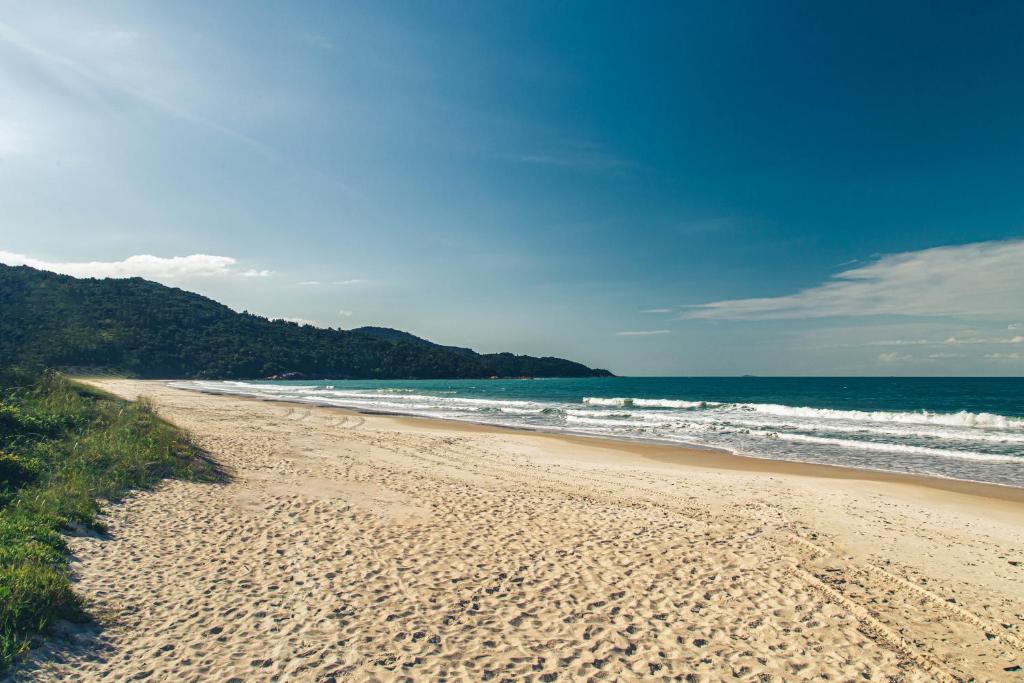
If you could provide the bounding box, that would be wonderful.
[15,379,1024,682]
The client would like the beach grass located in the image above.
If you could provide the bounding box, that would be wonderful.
[0,369,219,672]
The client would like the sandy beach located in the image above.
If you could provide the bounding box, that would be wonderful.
[14,379,1024,682]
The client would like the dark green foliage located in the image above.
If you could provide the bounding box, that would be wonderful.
[0,452,40,492]
[351,326,476,356]
[0,370,218,672]
[0,265,612,379]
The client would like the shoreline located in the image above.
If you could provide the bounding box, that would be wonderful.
[176,382,1024,506]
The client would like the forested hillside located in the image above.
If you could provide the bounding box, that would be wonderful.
[0,265,612,379]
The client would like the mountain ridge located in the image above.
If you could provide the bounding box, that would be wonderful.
[0,265,613,380]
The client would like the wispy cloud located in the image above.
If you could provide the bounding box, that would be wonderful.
[338,309,353,317]
[945,336,1023,345]
[0,19,271,156]
[297,279,365,286]
[682,239,1024,320]
[616,330,671,336]
[985,352,1021,360]
[0,251,271,280]
[878,352,913,364]
[512,153,632,172]
[640,308,673,314]
[508,141,635,174]
[300,33,334,51]
[864,339,932,346]
[856,336,1023,347]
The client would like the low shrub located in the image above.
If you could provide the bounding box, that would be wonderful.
[0,370,219,672]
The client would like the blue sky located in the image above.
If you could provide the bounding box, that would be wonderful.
[1,1,1022,375]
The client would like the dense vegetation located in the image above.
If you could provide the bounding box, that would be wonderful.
[0,369,218,671]
[0,265,612,379]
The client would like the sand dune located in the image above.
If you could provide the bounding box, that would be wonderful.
[14,380,1024,682]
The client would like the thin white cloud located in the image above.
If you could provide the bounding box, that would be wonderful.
[616,330,671,336]
[944,336,1023,345]
[297,279,365,286]
[338,309,353,317]
[0,19,271,156]
[878,352,913,364]
[683,239,1024,320]
[507,140,636,174]
[640,308,673,314]
[928,352,966,359]
[301,33,334,50]
[985,352,1021,360]
[864,339,932,346]
[861,336,1023,347]
[0,250,270,280]
[510,153,633,173]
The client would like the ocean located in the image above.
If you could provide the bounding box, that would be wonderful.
[174,377,1024,488]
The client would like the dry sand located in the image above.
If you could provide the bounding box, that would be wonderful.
[12,379,1024,682]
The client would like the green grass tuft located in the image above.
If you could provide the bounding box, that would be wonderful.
[0,369,220,671]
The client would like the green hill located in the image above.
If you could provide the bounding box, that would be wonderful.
[0,265,612,380]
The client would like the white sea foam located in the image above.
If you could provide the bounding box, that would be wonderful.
[636,398,721,408]
[582,397,718,409]
[582,397,630,407]
[582,395,1024,430]
[565,414,647,427]
[735,403,1024,430]
[754,431,1021,463]
[702,415,1024,444]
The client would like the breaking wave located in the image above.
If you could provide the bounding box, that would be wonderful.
[584,396,1023,430]
[583,397,719,409]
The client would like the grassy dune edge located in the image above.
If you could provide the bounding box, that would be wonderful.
[0,370,219,672]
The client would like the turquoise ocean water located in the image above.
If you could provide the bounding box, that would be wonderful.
[176,377,1024,488]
